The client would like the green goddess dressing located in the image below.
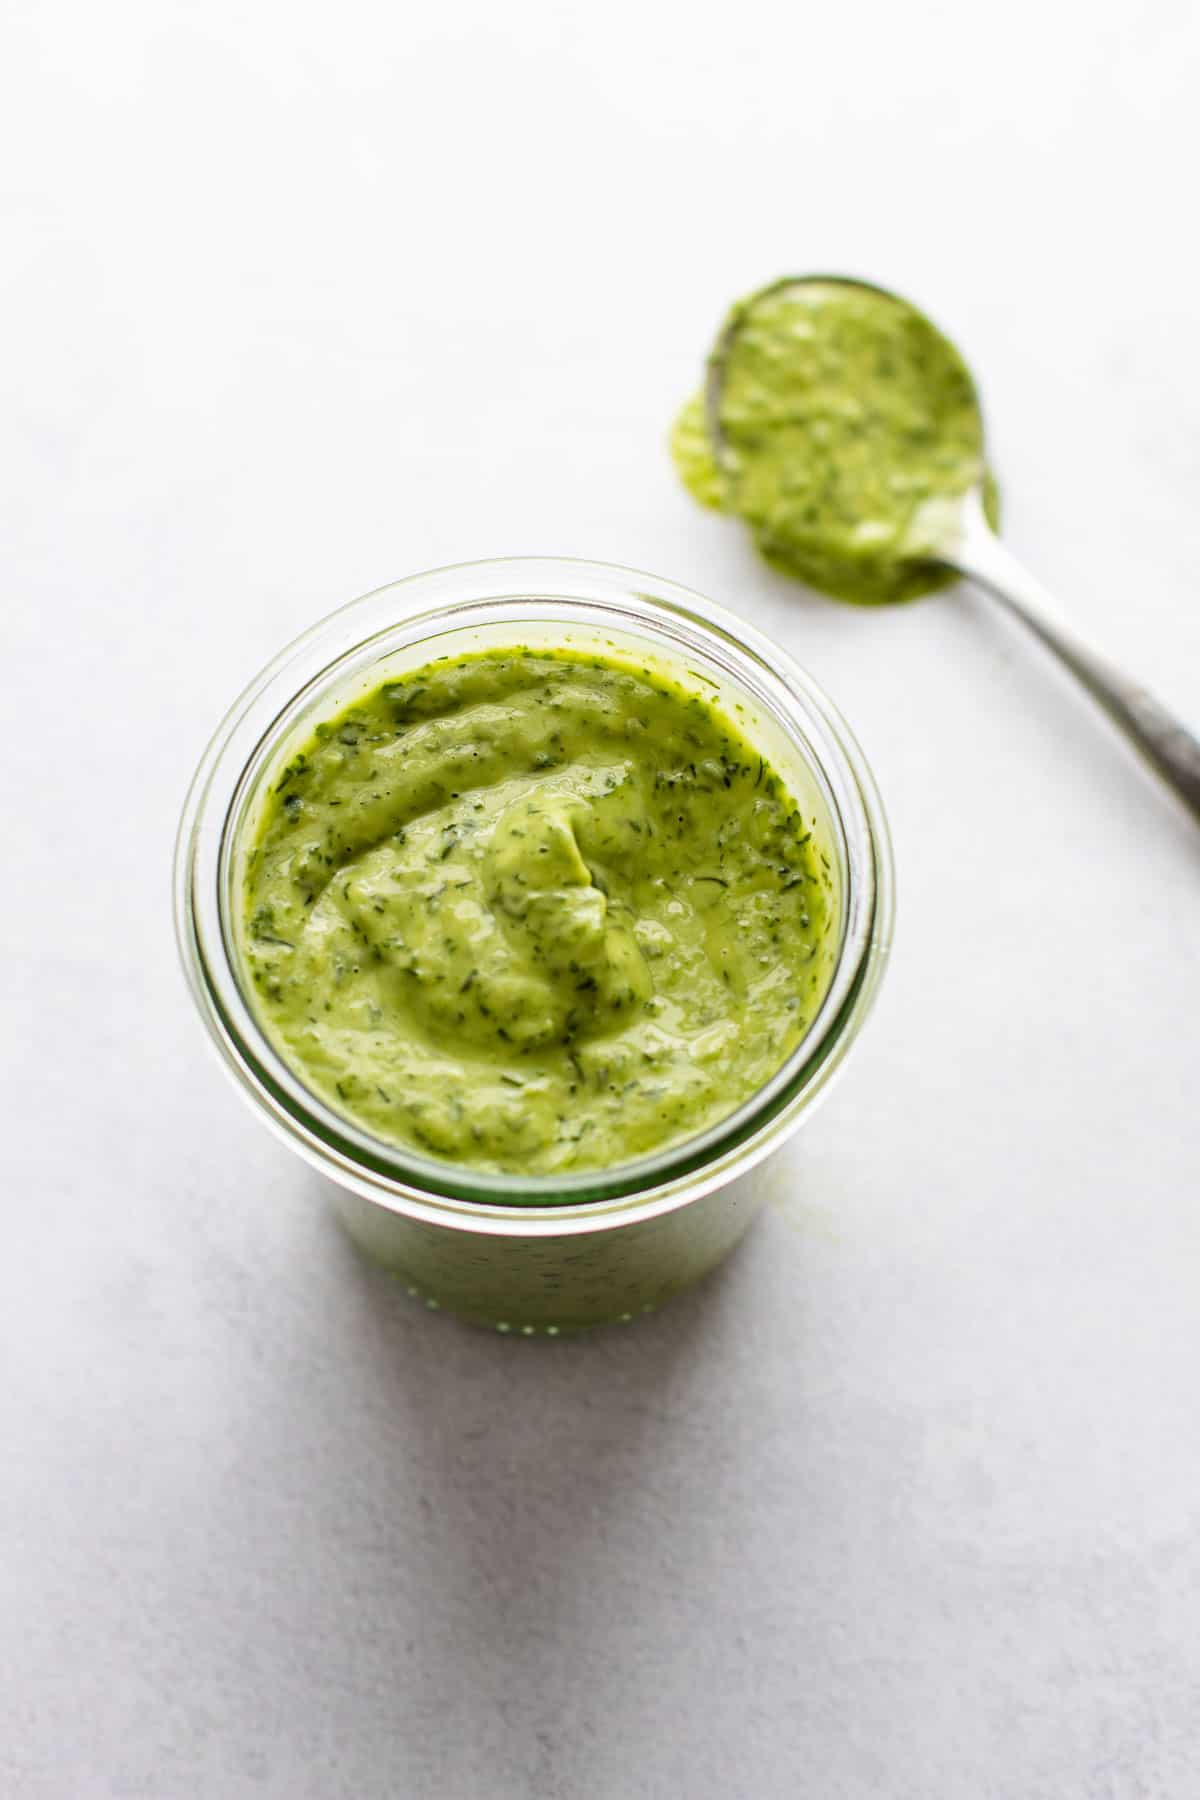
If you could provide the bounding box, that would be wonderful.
[240,649,835,1181]
[673,277,997,604]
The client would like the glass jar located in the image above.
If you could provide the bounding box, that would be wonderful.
[175,558,893,1331]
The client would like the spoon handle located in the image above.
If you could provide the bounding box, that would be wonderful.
[949,490,1200,826]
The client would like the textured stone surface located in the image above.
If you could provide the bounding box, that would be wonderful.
[4,2,1200,1793]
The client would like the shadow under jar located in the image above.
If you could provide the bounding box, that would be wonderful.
[175,559,894,1332]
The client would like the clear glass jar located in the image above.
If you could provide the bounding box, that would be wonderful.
[175,558,893,1331]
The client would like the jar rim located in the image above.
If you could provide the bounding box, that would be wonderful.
[175,556,894,1235]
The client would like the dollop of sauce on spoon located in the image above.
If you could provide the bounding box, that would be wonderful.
[673,277,999,604]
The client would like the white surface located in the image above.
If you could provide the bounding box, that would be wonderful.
[4,3,1200,1795]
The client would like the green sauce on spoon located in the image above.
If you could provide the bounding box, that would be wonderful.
[674,276,999,603]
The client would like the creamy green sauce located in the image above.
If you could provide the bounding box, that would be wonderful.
[239,649,836,1180]
[673,278,997,604]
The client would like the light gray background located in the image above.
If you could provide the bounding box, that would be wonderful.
[4,3,1200,1796]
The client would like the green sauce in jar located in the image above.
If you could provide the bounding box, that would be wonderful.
[239,647,836,1182]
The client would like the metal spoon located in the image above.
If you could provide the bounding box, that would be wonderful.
[706,276,1200,826]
